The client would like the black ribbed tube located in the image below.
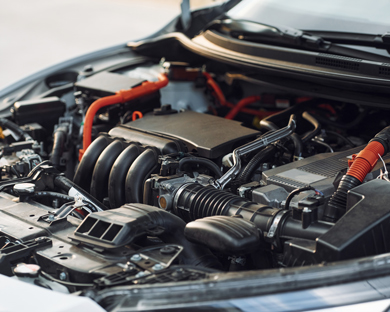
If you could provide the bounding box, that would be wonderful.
[33,191,74,203]
[238,145,276,183]
[323,175,361,222]
[174,183,332,241]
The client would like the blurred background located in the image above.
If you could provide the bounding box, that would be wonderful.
[0,0,220,89]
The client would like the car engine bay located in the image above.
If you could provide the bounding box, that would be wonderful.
[1,49,390,308]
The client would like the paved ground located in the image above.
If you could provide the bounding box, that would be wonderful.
[0,0,219,89]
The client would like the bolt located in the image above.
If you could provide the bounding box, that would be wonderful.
[59,272,67,281]
[82,65,93,73]
[124,262,136,272]
[135,271,147,278]
[160,246,175,255]
[48,214,55,221]
[152,263,164,271]
[130,254,142,262]
[35,237,48,242]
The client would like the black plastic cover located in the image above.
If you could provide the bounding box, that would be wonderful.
[283,179,390,266]
[316,179,390,261]
[72,205,154,249]
[121,111,259,158]
[12,96,65,130]
[185,216,260,254]
[74,72,145,97]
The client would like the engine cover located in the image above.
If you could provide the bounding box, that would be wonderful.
[110,110,259,158]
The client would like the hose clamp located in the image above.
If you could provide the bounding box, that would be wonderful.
[267,210,289,238]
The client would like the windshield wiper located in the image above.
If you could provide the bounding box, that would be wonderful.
[299,30,390,52]
[209,19,390,62]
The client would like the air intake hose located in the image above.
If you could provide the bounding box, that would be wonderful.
[173,183,332,244]
[324,126,390,222]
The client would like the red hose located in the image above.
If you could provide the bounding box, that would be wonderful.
[80,74,168,160]
[225,96,261,120]
[203,72,269,118]
[347,141,385,182]
[203,72,227,106]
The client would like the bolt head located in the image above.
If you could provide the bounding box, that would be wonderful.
[59,272,67,281]
[130,254,142,262]
[152,263,164,271]
[135,271,146,278]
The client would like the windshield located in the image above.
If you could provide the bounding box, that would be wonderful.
[227,0,390,34]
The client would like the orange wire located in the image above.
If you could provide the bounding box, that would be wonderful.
[80,74,169,160]
[132,111,143,121]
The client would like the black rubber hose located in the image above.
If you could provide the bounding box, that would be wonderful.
[284,186,315,210]
[323,175,361,222]
[108,144,140,208]
[54,175,107,211]
[178,157,222,178]
[325,130,355,147]
[312,108,368,130]
[290,133,303,158]
[259,120,279,131]
[90,140,125,203]
[0,117,33,141]
[238,145,277,183]
[125,148,159,204]
[50,126,67,168]
[301,112,321,143]
[33,191,74,203]
[259,120,302,159]
[123,203,221,269]
[73,135,111,192]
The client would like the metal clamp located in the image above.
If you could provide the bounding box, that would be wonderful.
[213,114,296,189]
[267,209,289,238]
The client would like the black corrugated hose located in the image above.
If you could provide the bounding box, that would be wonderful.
[238,145,277,183]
